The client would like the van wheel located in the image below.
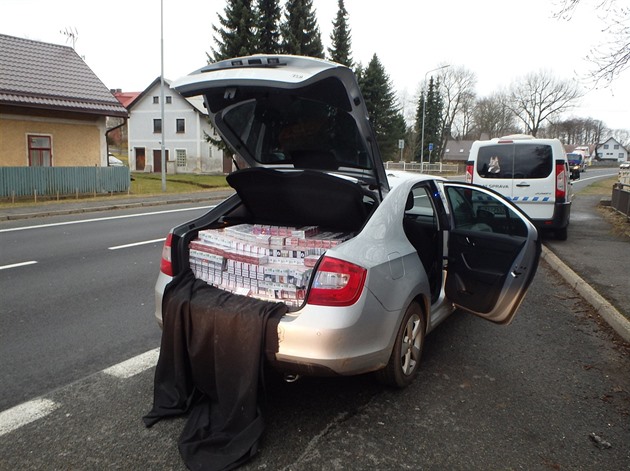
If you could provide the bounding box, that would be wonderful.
[375,302,426,388]
[555,227,568,241]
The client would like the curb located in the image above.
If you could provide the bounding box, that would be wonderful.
[541,246,630,343]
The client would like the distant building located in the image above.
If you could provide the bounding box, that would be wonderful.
[596,137,628,162]
[443,140,474,163]
[126,78,224,174]
[0,34,127,167]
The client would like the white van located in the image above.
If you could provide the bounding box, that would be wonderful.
[466,134,572,240]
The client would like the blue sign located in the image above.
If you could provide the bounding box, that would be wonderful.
[428,143,434,151]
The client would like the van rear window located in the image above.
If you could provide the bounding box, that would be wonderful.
[477,144,552,179]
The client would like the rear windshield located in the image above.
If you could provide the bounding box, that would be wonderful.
[567,153,583,164]
[221,96,371,170]
[476,143,552,179]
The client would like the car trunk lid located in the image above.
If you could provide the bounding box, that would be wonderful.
[172,54,388,192]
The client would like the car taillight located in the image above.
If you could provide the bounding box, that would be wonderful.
[160,233,173,276]
[465,162,474,183]
[555,162,566,200]
[307,256,367,307]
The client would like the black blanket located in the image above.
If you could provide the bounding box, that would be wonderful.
[143,270,287,471]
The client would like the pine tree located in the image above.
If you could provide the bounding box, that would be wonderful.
[415,77,444,163]
[357,54,405,159]
[281,0,324,58]
[328,0,352,66]
[255,0,282,54]
[208,0,257,63]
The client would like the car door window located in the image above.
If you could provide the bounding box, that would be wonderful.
[443,183,540,323]
[446,186,528,237]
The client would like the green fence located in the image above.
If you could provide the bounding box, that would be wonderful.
[0,167,131,198]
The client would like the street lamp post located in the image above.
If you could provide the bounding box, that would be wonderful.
[160,0,166,192]
[420,65,449,172]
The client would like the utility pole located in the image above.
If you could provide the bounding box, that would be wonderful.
[160,0,166,192]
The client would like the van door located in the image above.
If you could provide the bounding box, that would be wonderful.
[511,143,555,219]
[442,183,541,324]
[474,143,555,220]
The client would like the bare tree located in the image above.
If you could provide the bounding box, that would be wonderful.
[545,117,606,146]
[555,0,630,84]
[611,129,630,148]
[471,93,519,139]
[436,66,477,157]
[507,70,582,137]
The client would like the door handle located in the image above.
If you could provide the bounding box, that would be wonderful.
[516,182,530,187]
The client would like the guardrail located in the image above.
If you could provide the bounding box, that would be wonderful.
[0,167,131,200]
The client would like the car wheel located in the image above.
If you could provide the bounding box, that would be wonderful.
[555,227,568,241]
[375,301,426,388]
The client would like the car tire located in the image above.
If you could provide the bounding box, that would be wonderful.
[375,301,426,388]
[555,227,568,241]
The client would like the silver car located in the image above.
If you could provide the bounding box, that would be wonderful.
[154,55,541,388]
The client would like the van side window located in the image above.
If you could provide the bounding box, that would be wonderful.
[477,144,552,179]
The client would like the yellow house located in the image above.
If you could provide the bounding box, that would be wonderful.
[0,34,127,167]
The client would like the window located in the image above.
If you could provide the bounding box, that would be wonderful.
[166,96,172,104]
[153,96,159,104]
[222,96,371,169]
[620,153,625,159]
[614,144,619,149]
[604,144,609,149]
[476,144,552,179]
[446,186,528,237]
[176,149,187,167]
[153,119,162,133]
[28,135,52,166]
[176,119,185,133]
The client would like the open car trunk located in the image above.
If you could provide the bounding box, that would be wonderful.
[186,168,377,308]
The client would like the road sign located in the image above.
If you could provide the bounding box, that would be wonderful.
[398,139,405,149]
[428,143,434,151]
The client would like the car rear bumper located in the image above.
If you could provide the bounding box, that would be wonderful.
[530,201,571,230]
[154,272,399,376]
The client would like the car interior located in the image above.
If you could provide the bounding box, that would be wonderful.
[403,186,442,302]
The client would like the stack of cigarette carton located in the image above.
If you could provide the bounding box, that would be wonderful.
[189,224,353,307]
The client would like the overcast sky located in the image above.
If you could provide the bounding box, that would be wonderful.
[2,0,628,130]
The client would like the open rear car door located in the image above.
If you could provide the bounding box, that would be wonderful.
[442,183,541,324]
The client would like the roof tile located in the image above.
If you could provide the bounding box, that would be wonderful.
[0,34,127,117]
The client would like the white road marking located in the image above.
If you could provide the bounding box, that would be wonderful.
[0,260,38,270]
[108,238,166,250]
[0,205,213,233]
[0,399,60,437]
[0,347,160,435]
[102,348,160,379]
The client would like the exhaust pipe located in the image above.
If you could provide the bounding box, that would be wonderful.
[283,373,300,383]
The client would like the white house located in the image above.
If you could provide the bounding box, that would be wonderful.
[596,137,628,162]
[127,78,223,174]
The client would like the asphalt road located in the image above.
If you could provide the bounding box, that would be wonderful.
[1,170,628,469]
[1,265,628,470]
[0,204,211,410]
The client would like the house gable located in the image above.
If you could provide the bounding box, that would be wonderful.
[127,78,222,174]
[596,137,629,162]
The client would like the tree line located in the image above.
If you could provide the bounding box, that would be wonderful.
[209,0,628,163]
